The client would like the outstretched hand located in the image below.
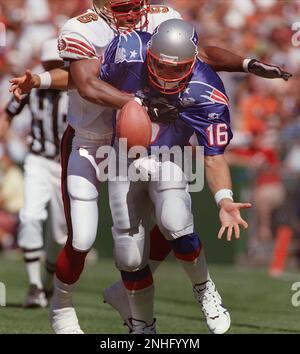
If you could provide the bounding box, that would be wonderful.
[218,200,252,242]
[9,70,38,102]
[248,60,292,81]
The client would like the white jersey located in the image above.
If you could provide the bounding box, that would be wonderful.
[58,5,182,140]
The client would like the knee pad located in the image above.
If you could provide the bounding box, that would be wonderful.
[67,175,99,202]
[171,233,202,262]
[54,232,68,247]
[112,225,146,272]
[69,198,99,251]
[71,220,97,252]
[150,162,193,239]
[160,192,193,236]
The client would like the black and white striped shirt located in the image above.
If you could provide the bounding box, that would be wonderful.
[6,89,68,160]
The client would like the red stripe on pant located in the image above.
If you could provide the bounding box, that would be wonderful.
[122,273,153,291]
[121,266,154,291]
[56,125,88,284]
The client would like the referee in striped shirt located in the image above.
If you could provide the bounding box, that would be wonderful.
[2,38,69,308]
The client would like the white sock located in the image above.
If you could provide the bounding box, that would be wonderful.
[26,261,43,289]
[126,285,155,325]
[52,276,75,309]
[177,250,210,286]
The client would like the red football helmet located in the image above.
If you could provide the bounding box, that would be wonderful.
[94,0,150,32]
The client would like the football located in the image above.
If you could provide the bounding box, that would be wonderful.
[116,100,152,149]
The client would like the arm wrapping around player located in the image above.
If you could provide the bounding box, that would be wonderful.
[200,46,292,80]
[69,59,133,109]
[10,61,133,109]
[10,67,72,101]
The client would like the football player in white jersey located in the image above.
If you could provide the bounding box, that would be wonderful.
[9,0,291,334]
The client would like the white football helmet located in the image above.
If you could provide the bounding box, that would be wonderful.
[93,0,150,32]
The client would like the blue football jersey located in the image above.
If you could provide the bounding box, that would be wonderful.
[101,31,233,156]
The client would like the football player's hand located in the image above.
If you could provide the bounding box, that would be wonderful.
[137,96,179,124]
[218,199,252,242]
[9,70,39,102]
[248,59,292,81]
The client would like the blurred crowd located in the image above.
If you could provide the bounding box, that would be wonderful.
[0,0,300,273]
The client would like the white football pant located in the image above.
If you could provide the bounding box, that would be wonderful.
[18,153,67,250]
[109,152,194,272]
[64,132,112,252]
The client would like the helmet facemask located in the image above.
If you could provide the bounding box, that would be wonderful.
[94,0,150,33]
[147,50,196,95]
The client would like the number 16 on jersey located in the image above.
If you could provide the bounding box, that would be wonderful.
[206,123,229,147]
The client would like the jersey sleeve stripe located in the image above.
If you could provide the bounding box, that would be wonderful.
[67,42,97,58]
[64,48,93,58]
[211,89,229,105]
[211,94,229,106]
[65,37,96,56]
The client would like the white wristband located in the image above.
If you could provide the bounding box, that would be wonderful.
[214,189,233,206]
[243,58,252,73]
[37,72,52,89]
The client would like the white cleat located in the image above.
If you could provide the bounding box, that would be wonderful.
[193,280,231,334]
[131,319,156,334]
[103,281,132,330]
[49,306,84,334]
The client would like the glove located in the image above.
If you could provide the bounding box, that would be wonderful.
[246,59,292,81]
[140,96,179,124]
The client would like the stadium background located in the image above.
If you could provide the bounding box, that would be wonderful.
[0,0,300,334]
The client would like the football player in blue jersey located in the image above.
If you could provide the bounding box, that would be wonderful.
[100,19,252,334]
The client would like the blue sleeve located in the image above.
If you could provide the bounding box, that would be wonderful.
[180,91,232,156]
[101,31,150,94]
[194,104,232,156]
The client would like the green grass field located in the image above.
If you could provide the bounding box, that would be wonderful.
[0,255,299,334]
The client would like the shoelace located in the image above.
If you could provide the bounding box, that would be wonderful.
[194,282,223,318]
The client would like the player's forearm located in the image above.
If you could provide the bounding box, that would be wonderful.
[33,68,72,90]
[205,154,233,195]
[77,77,133,109]
[70,59,133,108]
[200,46,292,80]
[200,46,244,72]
